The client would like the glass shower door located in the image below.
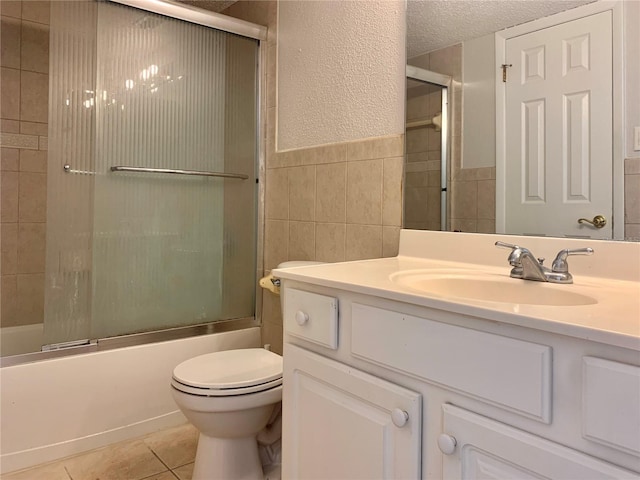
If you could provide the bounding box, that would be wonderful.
[44,1,258,346]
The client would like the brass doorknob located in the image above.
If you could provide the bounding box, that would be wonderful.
[577,215,607,228]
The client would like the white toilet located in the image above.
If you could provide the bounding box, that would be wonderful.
[171,348,283,480]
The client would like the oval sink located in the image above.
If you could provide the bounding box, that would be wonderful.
[390,270,597,306]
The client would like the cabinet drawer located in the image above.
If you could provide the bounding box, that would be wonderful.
[583,357,640,456]
[351,303,552,422]
[283,288,338,349]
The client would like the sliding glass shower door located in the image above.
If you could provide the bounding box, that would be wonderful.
[44,1,258,347]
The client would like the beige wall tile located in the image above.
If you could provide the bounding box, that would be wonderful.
[19,148,46,171]
[625,223,640,242]
[0,1,22,19]
[20,70,48,122]
[450,218,477,233]
[315,222,345,263]
[20,120,47,135]
[346,159,382,225]
[1,274,17,327]
[477,219,495,234]
[382,226,401,257]
[404,186,428,224]
[625,173,640,224]
[316,162,346,223]
[265,167,288,220]
[261,287,282,326]
[172,463,194,480]
[0,132,39,149]
[1,147,19,170]
[1,67,21,120]
[312,143,348,165]
[1,16,21,69]
[288,165,315,221]
[17,222,45,273]
[383,156,403,226]
[20,20,48,74]
[16,272,44,325]
[451,180,477,220]
[625,157,640,175]
[1,222,18,274]
[1,170,19,222]
[21,1,50,25]
[289,221,315,261]
[406,128,428,154]
[429,43,462,79]
[264,219,288,270]
[345,224,382,261]
[18,171,46,221]
[1,118,20,133]
[347,135,404,161]
[477,179,496,220]
[262,319,283,355]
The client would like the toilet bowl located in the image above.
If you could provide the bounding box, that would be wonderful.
[171,348,283,480]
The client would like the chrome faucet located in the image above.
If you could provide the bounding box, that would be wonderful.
[495,241,593,284]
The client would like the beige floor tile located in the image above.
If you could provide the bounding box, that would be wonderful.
[143,423,198,469]
[172,462,194,480]
[1,461,71,480]
[140,471,179,480]
[63,439,168,480]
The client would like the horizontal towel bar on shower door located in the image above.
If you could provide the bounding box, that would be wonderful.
[109,166,249,180]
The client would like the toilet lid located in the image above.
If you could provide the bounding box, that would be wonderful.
[172,348,282,390]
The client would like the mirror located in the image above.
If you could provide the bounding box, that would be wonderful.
[405,0,639,241]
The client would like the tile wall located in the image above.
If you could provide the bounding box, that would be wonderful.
[1,0,50,330]
[625,157,640,241]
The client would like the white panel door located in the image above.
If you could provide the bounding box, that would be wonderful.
[282,344,421,480]
[504,11,612,238]
[441,404,639,479]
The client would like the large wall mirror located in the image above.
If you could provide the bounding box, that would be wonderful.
[405,0,640,241]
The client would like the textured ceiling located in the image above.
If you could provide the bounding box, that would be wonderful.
[407,0,595,58]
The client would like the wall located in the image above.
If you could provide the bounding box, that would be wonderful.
[277,0,405,150]
[0,1,50,334]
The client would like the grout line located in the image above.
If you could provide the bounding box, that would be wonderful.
[64,465,75,480]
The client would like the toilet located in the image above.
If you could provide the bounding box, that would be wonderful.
[171,348,283,480]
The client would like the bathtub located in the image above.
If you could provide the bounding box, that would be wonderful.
[0,327,261,474]
[0,323,44,357]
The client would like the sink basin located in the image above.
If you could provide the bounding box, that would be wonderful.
[390,270,597,306]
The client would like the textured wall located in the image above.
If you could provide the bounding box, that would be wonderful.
[277,0,405,151]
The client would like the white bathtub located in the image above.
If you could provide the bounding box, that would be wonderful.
[0,323,44,357]
[0,327,261,474]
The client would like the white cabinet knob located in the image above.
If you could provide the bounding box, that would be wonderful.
[391,408,409,427]
[437,433,457,455]
[295,310,309,326]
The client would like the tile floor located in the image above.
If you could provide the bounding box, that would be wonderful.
[2,423,199,480]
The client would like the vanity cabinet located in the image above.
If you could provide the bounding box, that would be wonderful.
[280,281,640,479]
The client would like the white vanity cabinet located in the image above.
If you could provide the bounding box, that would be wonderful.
[280,281,640,479]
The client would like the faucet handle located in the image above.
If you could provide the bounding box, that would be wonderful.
[551,248,594,273]
[495,241,520,250]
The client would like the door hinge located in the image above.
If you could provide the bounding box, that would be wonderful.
[501,63,512,82]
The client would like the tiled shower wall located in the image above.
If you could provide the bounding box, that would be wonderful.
[1,1,50,330]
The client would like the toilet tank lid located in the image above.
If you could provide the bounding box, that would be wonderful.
[277,261,324,268]
[172,348,282,389]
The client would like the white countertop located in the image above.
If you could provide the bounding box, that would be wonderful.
[274,230,640,351]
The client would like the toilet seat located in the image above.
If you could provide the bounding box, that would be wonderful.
[172,348,283,397]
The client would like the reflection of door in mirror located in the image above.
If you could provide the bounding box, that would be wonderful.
[500,11,613,239]
[405,71,449,231]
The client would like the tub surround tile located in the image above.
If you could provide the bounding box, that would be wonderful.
[1,118,20,133]
[0,1,22,19]
[1,274,18,325]
[15,272,44,325]
[1,171,19,222]
[18,171,46,222]
[1,221,18,274]
[1,67,21,120]
[19,148,46,172]
[1,147,19,170]
[21,1,50,25]
[1,15,22,69]
[20,20,49,74]
[17,222,45,273]
[19,70,48,123]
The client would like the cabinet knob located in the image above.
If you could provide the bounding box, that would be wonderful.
[437,433,457,455]
[295,310,309,326]
[391,408,409,427]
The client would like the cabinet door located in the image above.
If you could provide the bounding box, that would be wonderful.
[441,404,639,479]
[282,344,421,479]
